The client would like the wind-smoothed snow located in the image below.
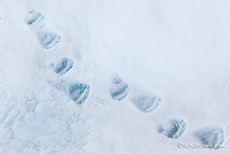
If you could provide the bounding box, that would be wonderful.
[0,0,230,153]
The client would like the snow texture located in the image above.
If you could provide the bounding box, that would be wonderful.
[50,79,90,105]
[68,83,90,105]
[196,126,224,149]
[159,119,187,139]
[110,76,129,101]
[54,58,73,75]
[0,0,230,153]
[132,92,161,113]
[38,31,61,49]
[26,10,45,26]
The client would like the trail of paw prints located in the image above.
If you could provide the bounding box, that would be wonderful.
[49,79,90,105]
[109,74,161,113]
[108,75,226,148]
[25,10,61,49]
[25,10,90,105]
[48,57,90,105]
[157,119,225,148]
[24,10,226,150]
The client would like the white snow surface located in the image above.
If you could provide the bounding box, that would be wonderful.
[0,0,230,153]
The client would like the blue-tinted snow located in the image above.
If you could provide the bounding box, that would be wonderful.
[26,10,45,26]
[196,126,224,149]
[68,83,90,105]
[25,10,61,49]
[38,31,61,49]
[110,76,129,101]
[54,58,73,75]
[112,76,122,84]
[50,79,90,105]
[0,0,230,153]
[159,119,187,139]
[132,92,161,113]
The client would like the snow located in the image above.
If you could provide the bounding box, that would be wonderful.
[0,0,230,153]
[196,126,224,149]
[110,76,129,101]
[53,58,73,75]
[159,119,187,139]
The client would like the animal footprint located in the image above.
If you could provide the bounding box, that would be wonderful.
[26,10,61,49]
[159,119,187,139]
[25,10,45,27]
[38,30,61,49]
[195,126,224,149]
[69,83,90,105]
[110,76,129,101]
[53,58,73,75]
[51,79,90,105]
[132,90,161,113]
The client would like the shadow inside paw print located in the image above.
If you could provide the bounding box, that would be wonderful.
[54,58,73,75]
[195,126,224,149]
[132,93,161,113]
[159,119,187,139]
[110,76,129,101]
[38,31,61,49]
[69,83,90,105]
[26,10,45,26]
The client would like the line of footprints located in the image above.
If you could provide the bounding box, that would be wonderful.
[26,10,225,149]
